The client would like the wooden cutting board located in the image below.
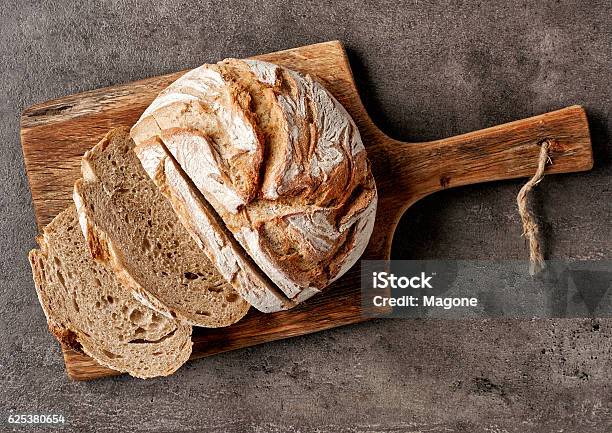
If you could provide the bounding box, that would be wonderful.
[21,40,593,380]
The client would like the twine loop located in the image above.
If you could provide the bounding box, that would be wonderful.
[517,140,552,275]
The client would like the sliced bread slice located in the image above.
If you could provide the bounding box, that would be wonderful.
[29,206,192,379]
[73,128,250,327]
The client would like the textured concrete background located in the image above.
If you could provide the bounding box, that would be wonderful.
[1,0,611,432]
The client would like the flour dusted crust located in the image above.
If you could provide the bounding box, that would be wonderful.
[131,59,378,306]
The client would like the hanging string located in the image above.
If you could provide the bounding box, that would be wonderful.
[517,140,552,276]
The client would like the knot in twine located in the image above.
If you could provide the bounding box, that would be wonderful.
[517,140,552,276]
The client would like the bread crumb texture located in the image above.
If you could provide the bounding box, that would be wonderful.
[28,206,193,378]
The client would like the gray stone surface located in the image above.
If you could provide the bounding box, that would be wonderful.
[1,0,610,431]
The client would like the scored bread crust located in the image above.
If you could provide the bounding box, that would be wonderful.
[131,59,378,305]
[74,128,250,326]
[29,206,192,379]
[135,137,294,313]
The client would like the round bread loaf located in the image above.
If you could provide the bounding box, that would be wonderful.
[131,59,377,308]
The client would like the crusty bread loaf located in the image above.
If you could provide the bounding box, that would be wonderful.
[131,59,377,306]
[74,128,250,326]
[29,206,192,378]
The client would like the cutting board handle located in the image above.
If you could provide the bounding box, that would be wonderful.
[370,105,593,215]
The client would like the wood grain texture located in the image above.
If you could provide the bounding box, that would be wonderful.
[21,40,593,380]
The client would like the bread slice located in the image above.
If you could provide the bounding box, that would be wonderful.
[29,206,192,378]
[73,128,250,327]
[135,136,294,312]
